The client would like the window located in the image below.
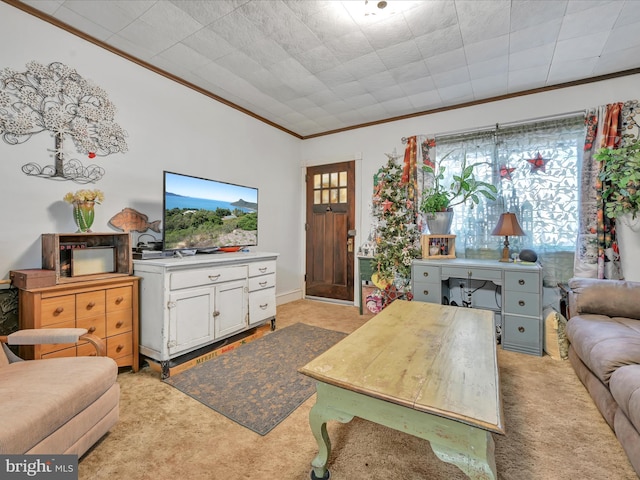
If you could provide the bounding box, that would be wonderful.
[421,115,585,285]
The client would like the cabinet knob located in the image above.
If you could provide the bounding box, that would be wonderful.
[518,279,525,285]
[423,290,429,295]
[213,310,220,317]
[518,326,525,333]
[116,344,124,352]
[116,321,124,328]
[86,301,96,309]
[423,272,429,277]
[208,274,221,281]
[54,306,64,315]
[518,300,525,307]
[88,326,96,333]
[115,296,124,304]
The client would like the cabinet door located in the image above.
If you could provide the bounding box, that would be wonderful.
[168,287,215,356]
[214,279,248,339]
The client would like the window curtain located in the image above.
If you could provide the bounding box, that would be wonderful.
[414,115,586,286]
[574,100,640,279]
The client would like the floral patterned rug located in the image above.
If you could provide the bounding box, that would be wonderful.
[164,322,347,435]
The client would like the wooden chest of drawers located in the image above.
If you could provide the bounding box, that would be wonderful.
[18,276,140,371]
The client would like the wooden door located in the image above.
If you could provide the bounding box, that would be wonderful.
[305,161,355,301]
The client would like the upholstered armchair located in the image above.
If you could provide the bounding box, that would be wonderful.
[0,328,120,455]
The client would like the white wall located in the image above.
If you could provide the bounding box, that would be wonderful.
[0,3,302,301]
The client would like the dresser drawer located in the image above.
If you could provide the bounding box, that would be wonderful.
[107,331,133,359]
[39,319,75,354]
[76,290,106,319]
[441,266,502,282]
[248,273,275,292]
[412,281,442,304]
[107,286,132,311]
[107,309,133,336]
[40,295,76,326]
[249,288,276,324]
[505,271,539,294]
[413,264,440,281]
[504,292,539,317]
[503,315,541,355]
[41,345,77,359]
[170,266,247,290]
[249,260,276,277]
[77,341,101,357]
[76,315,106,338]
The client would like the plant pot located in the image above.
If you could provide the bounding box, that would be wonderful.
[423,211,454,235]
[617,213,640,282]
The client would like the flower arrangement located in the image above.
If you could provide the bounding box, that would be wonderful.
[63,189,104,205]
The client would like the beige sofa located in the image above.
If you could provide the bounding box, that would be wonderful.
[0,328,120,455]
[566,277,640,477]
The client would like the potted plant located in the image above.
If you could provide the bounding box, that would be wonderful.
[420,151,497,234]
[594,142,640,281]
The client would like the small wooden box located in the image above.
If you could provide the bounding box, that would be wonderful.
[10,269,56,289]
[421,234,456,259]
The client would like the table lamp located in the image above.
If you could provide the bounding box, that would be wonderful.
[491,212,525,262]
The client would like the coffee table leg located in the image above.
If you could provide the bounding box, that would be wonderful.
[430,428,497,480]
[308,382,354,480]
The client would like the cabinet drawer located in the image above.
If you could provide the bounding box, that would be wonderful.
[76,290,106,319]
[107,331,133,359]
[39,319,76,354]
[413,264,440,281]
[107,309,133,336]
[41,345,77,359]
[249,261,276,277]
[249,288,276,324]
[504,292,539,317]
[412,282,442,304]
[505,271,539,294]
[441,266,501,282]
[106,286,132,312]
[248,273,275,292]
[77,341,101,357]
[503,315,541,354]
[76,315,106,338]
[170,266,247,290]
[41,296,76,326]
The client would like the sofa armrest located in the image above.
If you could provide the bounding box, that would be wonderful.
[0,328,106,356]
[567,277,640,319]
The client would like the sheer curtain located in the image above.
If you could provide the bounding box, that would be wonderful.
[416,115,586,286]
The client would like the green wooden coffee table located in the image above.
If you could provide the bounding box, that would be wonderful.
[299,300,504,479]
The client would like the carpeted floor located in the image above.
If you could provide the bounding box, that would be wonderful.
[164,323,346,435]
[78,299,638,480]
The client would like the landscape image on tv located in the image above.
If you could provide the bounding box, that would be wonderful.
[163,171,258,251]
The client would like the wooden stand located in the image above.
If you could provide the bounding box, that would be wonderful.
[421,235,456,259]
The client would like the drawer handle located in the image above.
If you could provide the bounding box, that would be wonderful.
[88,326,96,333]
[86,301,96,309]
[423,272,429,277]
[115,296,124,304]
[116,344,124,352]
[468,270,472,276]
[518,300,525,307]
[208,274,221,281]
[116,321,124,328]
[213,310,220,317]
[423,290,429,295]
[260,303,269,309]
[518,326,525,333]
[518,279,525,285]
[259,267,267,273]
[54,306,64,315]
[259,281,268,287]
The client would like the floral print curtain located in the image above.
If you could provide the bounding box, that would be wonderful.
[574,100,640,279]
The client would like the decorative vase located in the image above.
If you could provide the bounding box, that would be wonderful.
[73,201,95,232]
[423,210,454,234]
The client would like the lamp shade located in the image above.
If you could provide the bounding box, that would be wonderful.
[491,212,525,237]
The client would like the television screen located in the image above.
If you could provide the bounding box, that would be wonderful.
[162,171,258,252]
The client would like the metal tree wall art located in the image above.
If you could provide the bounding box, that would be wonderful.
[0,61,128,183]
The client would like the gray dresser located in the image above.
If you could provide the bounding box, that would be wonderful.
[412,258,543,356]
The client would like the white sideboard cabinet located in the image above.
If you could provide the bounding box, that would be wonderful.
[133,252,278,369]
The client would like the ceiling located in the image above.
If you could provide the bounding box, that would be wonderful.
[13,0,640,138]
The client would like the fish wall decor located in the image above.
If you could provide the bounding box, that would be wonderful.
[109,207,161,233]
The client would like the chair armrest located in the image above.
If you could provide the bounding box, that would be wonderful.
[0,328,106,356]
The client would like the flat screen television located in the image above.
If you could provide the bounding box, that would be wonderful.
[162,171,258,253]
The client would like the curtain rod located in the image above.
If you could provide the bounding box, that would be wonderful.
[400,109,585,144]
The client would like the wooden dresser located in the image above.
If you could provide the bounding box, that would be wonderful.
[18,276,140,371]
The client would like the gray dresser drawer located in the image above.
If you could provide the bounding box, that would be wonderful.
[504,291,539,316]
[504,271,539,294]
[413,263,440,281]
[412,281,441,304]
[503,315,542,355]
[441,266,502,282]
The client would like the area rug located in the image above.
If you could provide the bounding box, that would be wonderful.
[164,322,347,435]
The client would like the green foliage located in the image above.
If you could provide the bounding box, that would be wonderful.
[237,212,257,230]
[595,143,640,219]
[420,152,497,213]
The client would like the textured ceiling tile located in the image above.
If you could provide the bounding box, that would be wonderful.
[602,20,640,53]
[216,50,264,78]
[467,56,508,80]
[324,30,375,63]
[593,44,640,74]
[21,0,63,15]
[379,96,414,116]
[616,1,640,26]
[140,1,204,39]
[62,0,143,32]
[509,43,555,71]
[425,48,467,75]
[437,82,475,103]
[508,66,549,92]
[431,66,471,89]
[299,1,358,42]
[209,8,265,50]
[169,0,240,26]
[343,92,379,109]
[376,40,423,70]
[553,31,609,62]
[341,52,388,78]
[156,43,212,72]
[50,5,113,41]
[331,81,368,100]
[292,45,341,74]
[241,37,290,68]
[548,57,598,83]
[406,89,443,110]
[369,84,406,103]
[358,70,397,93]
[404,1,458,37]
[509,19,562,53]
[108,31,159,60]
[510,0,568,31]
[360,11,414,50]
[399,75,437,96]
[471,74,509,97]
[314,66,356,87]
[456,0,510,44]
[414,25,464,58]
[182,28,236,61]
[388,60,430,84]
[464,35,509,64]
[559,2,623,40]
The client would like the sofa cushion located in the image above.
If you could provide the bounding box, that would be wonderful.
[0,356,118,454]
[566,314,640,384]
[568,277,640,319]
[610,365,640,437]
